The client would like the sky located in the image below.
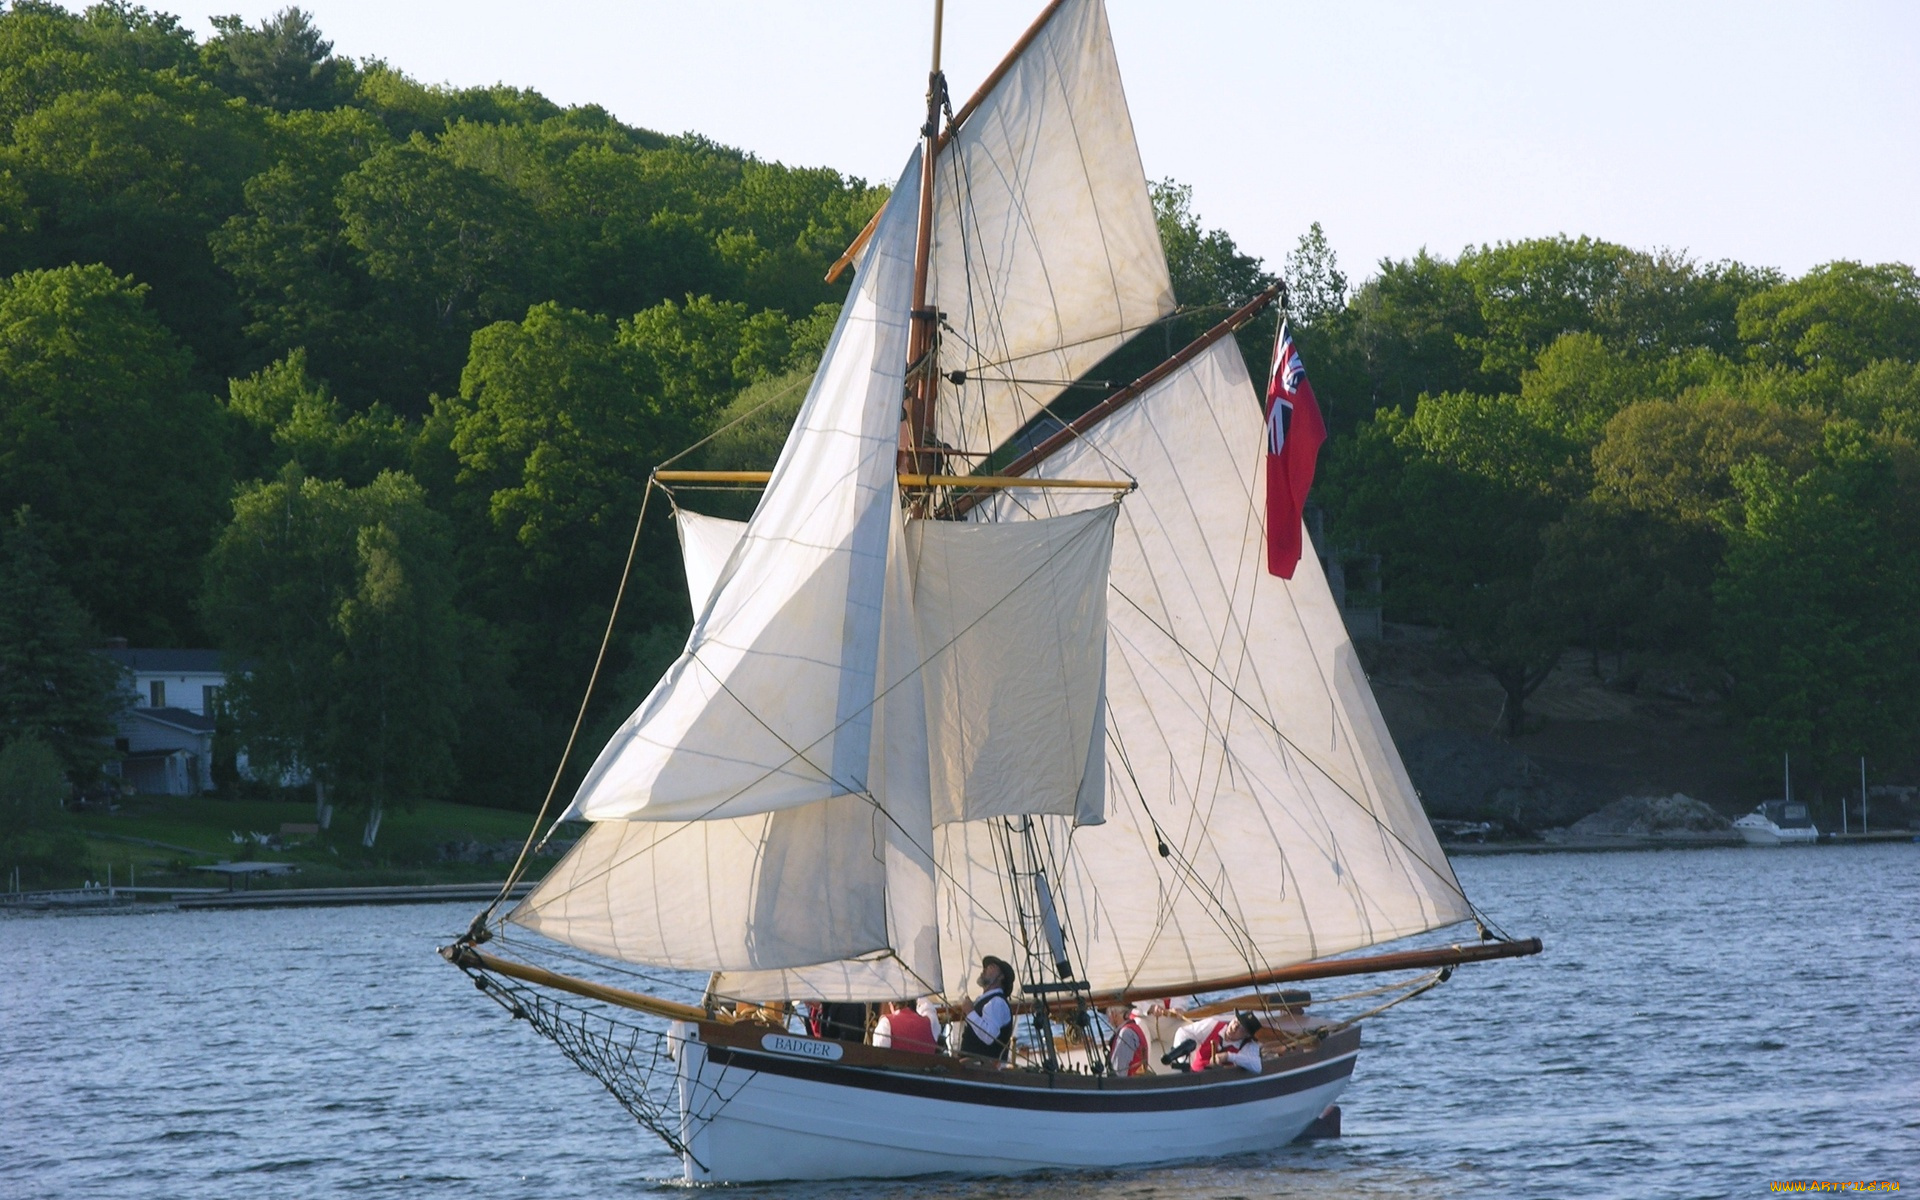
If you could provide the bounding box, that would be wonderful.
[194,1,1919,282]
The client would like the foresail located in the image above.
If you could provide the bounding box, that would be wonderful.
[510,795,891,972]
[939,339,1472,997]
[513,503,942,991]
[563,154,922,824]
[928,0,1173,458]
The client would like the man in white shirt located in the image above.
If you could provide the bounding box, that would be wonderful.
[1162,1011,1263,1074]
[959,956,1015,1060]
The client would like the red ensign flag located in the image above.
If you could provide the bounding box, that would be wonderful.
[1264,318,1326,578]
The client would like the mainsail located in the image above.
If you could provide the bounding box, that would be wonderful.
[938,338,1471,996]
[507,0,1471,1004]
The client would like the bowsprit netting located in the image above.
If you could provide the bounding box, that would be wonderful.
[460,965,730,1165]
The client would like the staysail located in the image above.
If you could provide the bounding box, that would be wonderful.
[909,506,1116,826]
[927,0,1174,458]
[510,154,942,988]
[659,504,1121,829]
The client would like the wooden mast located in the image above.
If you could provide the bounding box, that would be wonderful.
[901,0,947,491]
[825,0,1068,286]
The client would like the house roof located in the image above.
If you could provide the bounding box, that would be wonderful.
[98,647,224,673]
[131,707,217,734]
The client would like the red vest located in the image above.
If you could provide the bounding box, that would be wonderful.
[1191,1020,1231,1071]
[885,1007,937,1054]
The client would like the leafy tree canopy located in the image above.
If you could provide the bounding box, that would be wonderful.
[1714,425,1920,789]
[0,263,229,642]
[204,6,353,113]
[0,510,125,779]
[1737,261,1920,376]
[201,465,461,840]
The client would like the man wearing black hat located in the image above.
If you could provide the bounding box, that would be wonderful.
[1161,1011,1264,1073]
[959,956,1016,1061]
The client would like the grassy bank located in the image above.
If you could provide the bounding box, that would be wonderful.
[42,795,563,891]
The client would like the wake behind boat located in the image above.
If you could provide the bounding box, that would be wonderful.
[446,0,1540,1182]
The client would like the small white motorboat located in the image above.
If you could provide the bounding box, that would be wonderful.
[1735,800,1819,845]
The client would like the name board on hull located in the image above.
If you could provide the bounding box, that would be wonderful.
[761,1033,845,1062]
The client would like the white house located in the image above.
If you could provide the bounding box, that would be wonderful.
[97,646,227,795]
[98,645,226,716]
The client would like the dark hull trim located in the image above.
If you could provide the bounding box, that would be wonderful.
[702,1028,1360,1114]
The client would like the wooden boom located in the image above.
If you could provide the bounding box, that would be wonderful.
[1090,937,1544,1008]
[946,283,1282,517]
[652,470,1131,491]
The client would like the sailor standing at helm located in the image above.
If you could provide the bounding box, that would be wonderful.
[959,956,1016,1060]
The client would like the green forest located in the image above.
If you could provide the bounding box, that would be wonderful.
[3,4,1917,866]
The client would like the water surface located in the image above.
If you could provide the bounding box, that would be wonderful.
[4,844,1915,1199]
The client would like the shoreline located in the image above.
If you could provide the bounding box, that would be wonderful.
[1444,830,1915,854]
[0,880,535,912]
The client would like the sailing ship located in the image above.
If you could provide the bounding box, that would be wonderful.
[446,0,1539,1182]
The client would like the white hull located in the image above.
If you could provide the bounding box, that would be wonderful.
[668,1023,1358,1183]
[1734,815,1819,845]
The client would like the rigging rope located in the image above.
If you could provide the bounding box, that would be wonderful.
[459,959,735,1169]
[465,478,658,942]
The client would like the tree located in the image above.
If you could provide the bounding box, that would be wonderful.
[441,303,683,723]
[1283,221,1348,327]
[1738,261,1920,376]
[0,264,231,643]
[0,511,124,780]
[336,134,546,405]
[201,465,462,846]
[1456,237,1775,389]
[1536,499,1714,676]
[204,7,353,113]
[1518,332,1651,444]
[0,733,66,843]
[2,73,268,376]
[1327,397,1572,736]
[226,349,412,486]
[0,2,199,134]
[1592,389,1822,530]
[1325,249,1485,422]
[0,732,84,887]
[1714,428,1920,797]
[210,106,397,406]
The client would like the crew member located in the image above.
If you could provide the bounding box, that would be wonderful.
[808,1001,869,1042]
[1161,1011,1263,1073]
[872,999,938,1054]
[1106,1004,1149,1077]
[959,956,1016,1061]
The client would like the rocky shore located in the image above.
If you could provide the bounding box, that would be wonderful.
[1359,624,1920,844]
